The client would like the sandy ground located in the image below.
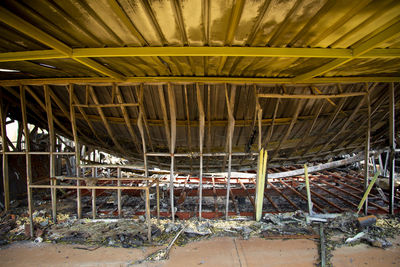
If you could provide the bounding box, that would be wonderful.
[0,236,398,267]
[331,236,400,267]
[0,237,318,267]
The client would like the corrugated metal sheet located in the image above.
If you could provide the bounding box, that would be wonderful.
[0,0,399,169]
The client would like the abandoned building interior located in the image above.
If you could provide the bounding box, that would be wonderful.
[0,0,399,266]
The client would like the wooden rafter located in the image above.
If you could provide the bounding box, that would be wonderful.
[224,83,235,219]
[44,85,57,221]
[23,86,74,140]
[167,83,177,222]
[70,86,107,148]
[257,92,366,99]
[315,94,368,155]
[137,86,148,177]
[114,84,141,153]
[88,86,125,154]
[263,98,280,148]
[0,91,9,211]
[222,84,236,171]
[183,84,192,170]
[289,100,325,157]
[134,84,161,169]
[158,85,171,149]
[270,99,304,161]
[19,85,33,236]
[301,95,349,156]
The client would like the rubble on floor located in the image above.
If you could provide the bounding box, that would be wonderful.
[1,207,399,264]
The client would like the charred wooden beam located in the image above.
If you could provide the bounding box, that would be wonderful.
[20,86,34,237]
[197,83,205,220]
[44,85,57,221]
[69,84,82,219]
[0,93,9,211]
[389,82,396,214]
[167,83,177,222]
[224,84,235,220]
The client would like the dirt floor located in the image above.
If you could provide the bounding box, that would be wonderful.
[331,236,400,267]
[0,236,399,267]
[0,237,318,267]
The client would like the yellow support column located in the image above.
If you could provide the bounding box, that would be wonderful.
[255,149,267,221]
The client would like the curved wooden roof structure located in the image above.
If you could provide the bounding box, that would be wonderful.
[0,0,399,170]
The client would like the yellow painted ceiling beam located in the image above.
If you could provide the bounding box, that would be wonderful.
[2,47,400,63]
[0,7,125,81]
[75,46,352,58]
[0,76,399,86]
[292,20,400,82]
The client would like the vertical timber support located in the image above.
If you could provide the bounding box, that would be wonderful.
[92,167,96,219]
[137,85,148,178]
[44,85,57,222]
[0,95,9,211]
[20,86,33,237]
[364,88,371,215]
[255,149,267,221]
[156,177,160,222]
[69,84,81,219]
[304,164,313,215]
[167,83,176,222]
[255,95,267,221]
[389,83,396,214]
[197,83,205,220]
[224,84,235,220]
[117,167,122,218]
[145,187,151,242]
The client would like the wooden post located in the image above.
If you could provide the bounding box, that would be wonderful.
[224,84,235,220]
[304,164,313,215]
[388,83,396,214]
[117,167,122,218]
[364,90,371,215]
[167,83,176,222]
[145,188,151,242]
[0,96,9,211]
[137,85,148,178]
[197,83,205,220]
[255,148,267,221]
[255,95,265,221]
[20,86,33,237]
[92,167,96,219]
[69,84,81,219]
[44,85,57,222]
[156,177,160,222]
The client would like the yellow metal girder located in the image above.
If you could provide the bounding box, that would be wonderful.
[1,47,400,63]
[0,76,399,87]
[76,46,352,58]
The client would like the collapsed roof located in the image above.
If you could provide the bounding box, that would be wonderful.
[0,0,399,170]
